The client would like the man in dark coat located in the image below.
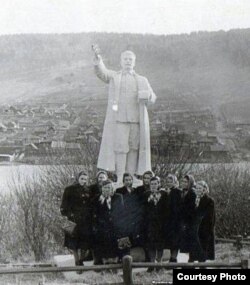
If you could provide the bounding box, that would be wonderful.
[116,173,145,249]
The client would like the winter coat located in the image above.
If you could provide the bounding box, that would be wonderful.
[88,183,102,200]
[60,183,93,250]
[144,190,169,249]
[92,193,124,258]
[197,194,216,260]
[116,186,145,246]
[164,187,182,249]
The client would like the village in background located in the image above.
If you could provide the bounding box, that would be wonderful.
[1,30,250,164]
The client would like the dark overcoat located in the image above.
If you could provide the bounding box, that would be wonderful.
[116,186,145,246]
[92,193,124,259]
[197,194,216,260]
[179,188,205,261]
[89,183,102,200]
[164,187,182,249]
[136,185,148,196]
[144,190,169,249]
[60,183,92,250]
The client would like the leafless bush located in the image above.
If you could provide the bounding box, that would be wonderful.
[195,164,250,238]
[0,147,98,261]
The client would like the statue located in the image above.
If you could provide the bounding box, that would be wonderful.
[92,45,156,183]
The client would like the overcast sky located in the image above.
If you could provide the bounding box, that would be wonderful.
[0,0,250,35]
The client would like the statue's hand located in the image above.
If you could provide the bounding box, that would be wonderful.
[92,44,101,61]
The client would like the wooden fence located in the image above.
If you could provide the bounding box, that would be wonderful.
[0,256,249,285]
[216,235,250,249]
[0,236,249,284]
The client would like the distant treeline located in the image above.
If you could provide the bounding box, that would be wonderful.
[1,29,250,68]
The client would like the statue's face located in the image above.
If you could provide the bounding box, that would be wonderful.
[120,52,136,71]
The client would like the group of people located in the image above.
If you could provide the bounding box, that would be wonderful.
[60,170,215,269]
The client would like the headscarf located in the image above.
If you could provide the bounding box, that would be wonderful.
[99,179,113,209]
[96,170,108,180]
[184,174,196,191]
[142,170,155,178]
[196,180,209,194]
[74,170,88,185]
[195,180,209,207]
[148,177,161,204]
[166,174,179,188]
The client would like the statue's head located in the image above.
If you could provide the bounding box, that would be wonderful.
[120,50,136,71]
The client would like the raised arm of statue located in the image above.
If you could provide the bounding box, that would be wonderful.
[92,44,114,84]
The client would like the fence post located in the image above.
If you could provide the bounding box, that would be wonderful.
[234,235,243,250]
[241,259,250,269]
[122,255,133,285]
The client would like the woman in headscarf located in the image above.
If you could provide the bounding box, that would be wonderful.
[144,176,169,271]
[164,174,182,262]
[136,170,155,196]
[194,180,215,261]
[89,170,108,200]
[179,174,205,262]
[92,179,125,264]
[60,171,92,267]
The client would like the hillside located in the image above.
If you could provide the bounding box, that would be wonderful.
[0,30,250,119]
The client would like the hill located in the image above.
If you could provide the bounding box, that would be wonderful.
[0,30,250,119]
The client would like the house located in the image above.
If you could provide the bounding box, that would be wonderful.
[0,145,22,160]
[198,130,207,137]
[19,118,37,130]
[57,120,71,130]
[207,132,218,143]
[209,145,231,162]
[54,108,71,119]
[33,126,48,137]
[197,137,214,150]
[65,142,81,150]
[51,141,67,148]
